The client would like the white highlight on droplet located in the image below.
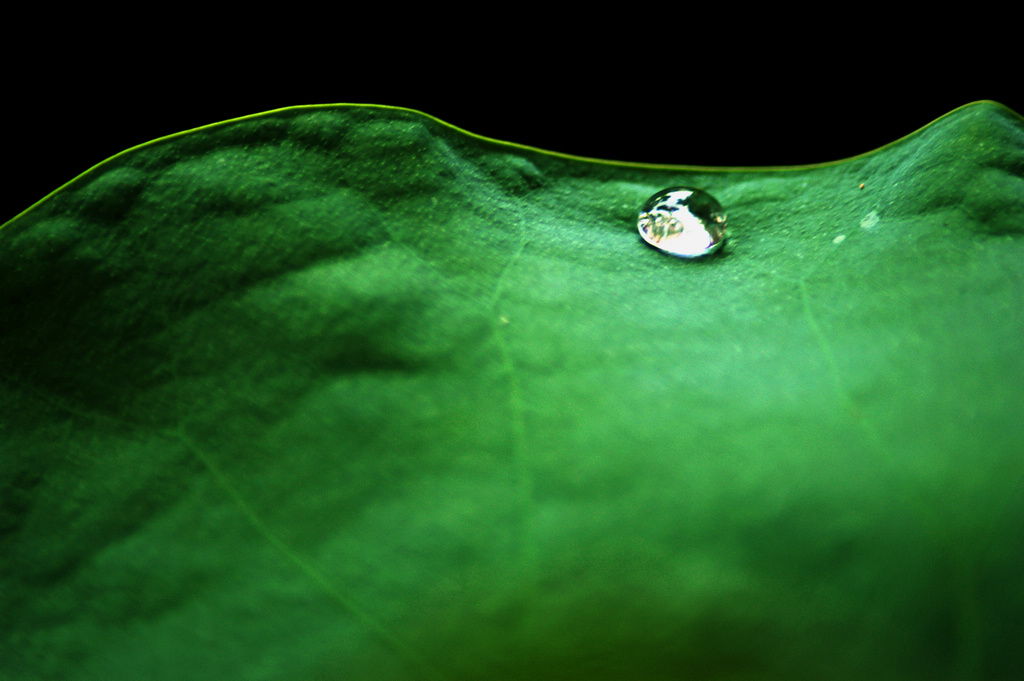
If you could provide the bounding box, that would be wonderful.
[833,234,847,244]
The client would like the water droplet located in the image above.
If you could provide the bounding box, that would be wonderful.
[638,187,726,258]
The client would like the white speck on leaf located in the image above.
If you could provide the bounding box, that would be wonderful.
[860,211,880,230]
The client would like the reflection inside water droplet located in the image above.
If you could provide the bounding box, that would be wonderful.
[638,187,726,258]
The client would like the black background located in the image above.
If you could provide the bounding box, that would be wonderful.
[3,27,1017,225]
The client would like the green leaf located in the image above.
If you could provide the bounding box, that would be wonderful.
[2,101,1023,680]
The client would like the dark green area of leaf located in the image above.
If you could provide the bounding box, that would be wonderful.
[2,102,1023,680]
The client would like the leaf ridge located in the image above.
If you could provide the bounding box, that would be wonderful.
[168,427,454,681]
[486,238,539,584]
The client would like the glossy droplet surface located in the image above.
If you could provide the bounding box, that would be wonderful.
[638,187,726,258]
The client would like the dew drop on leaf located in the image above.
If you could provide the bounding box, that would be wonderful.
[637,187,727,258]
